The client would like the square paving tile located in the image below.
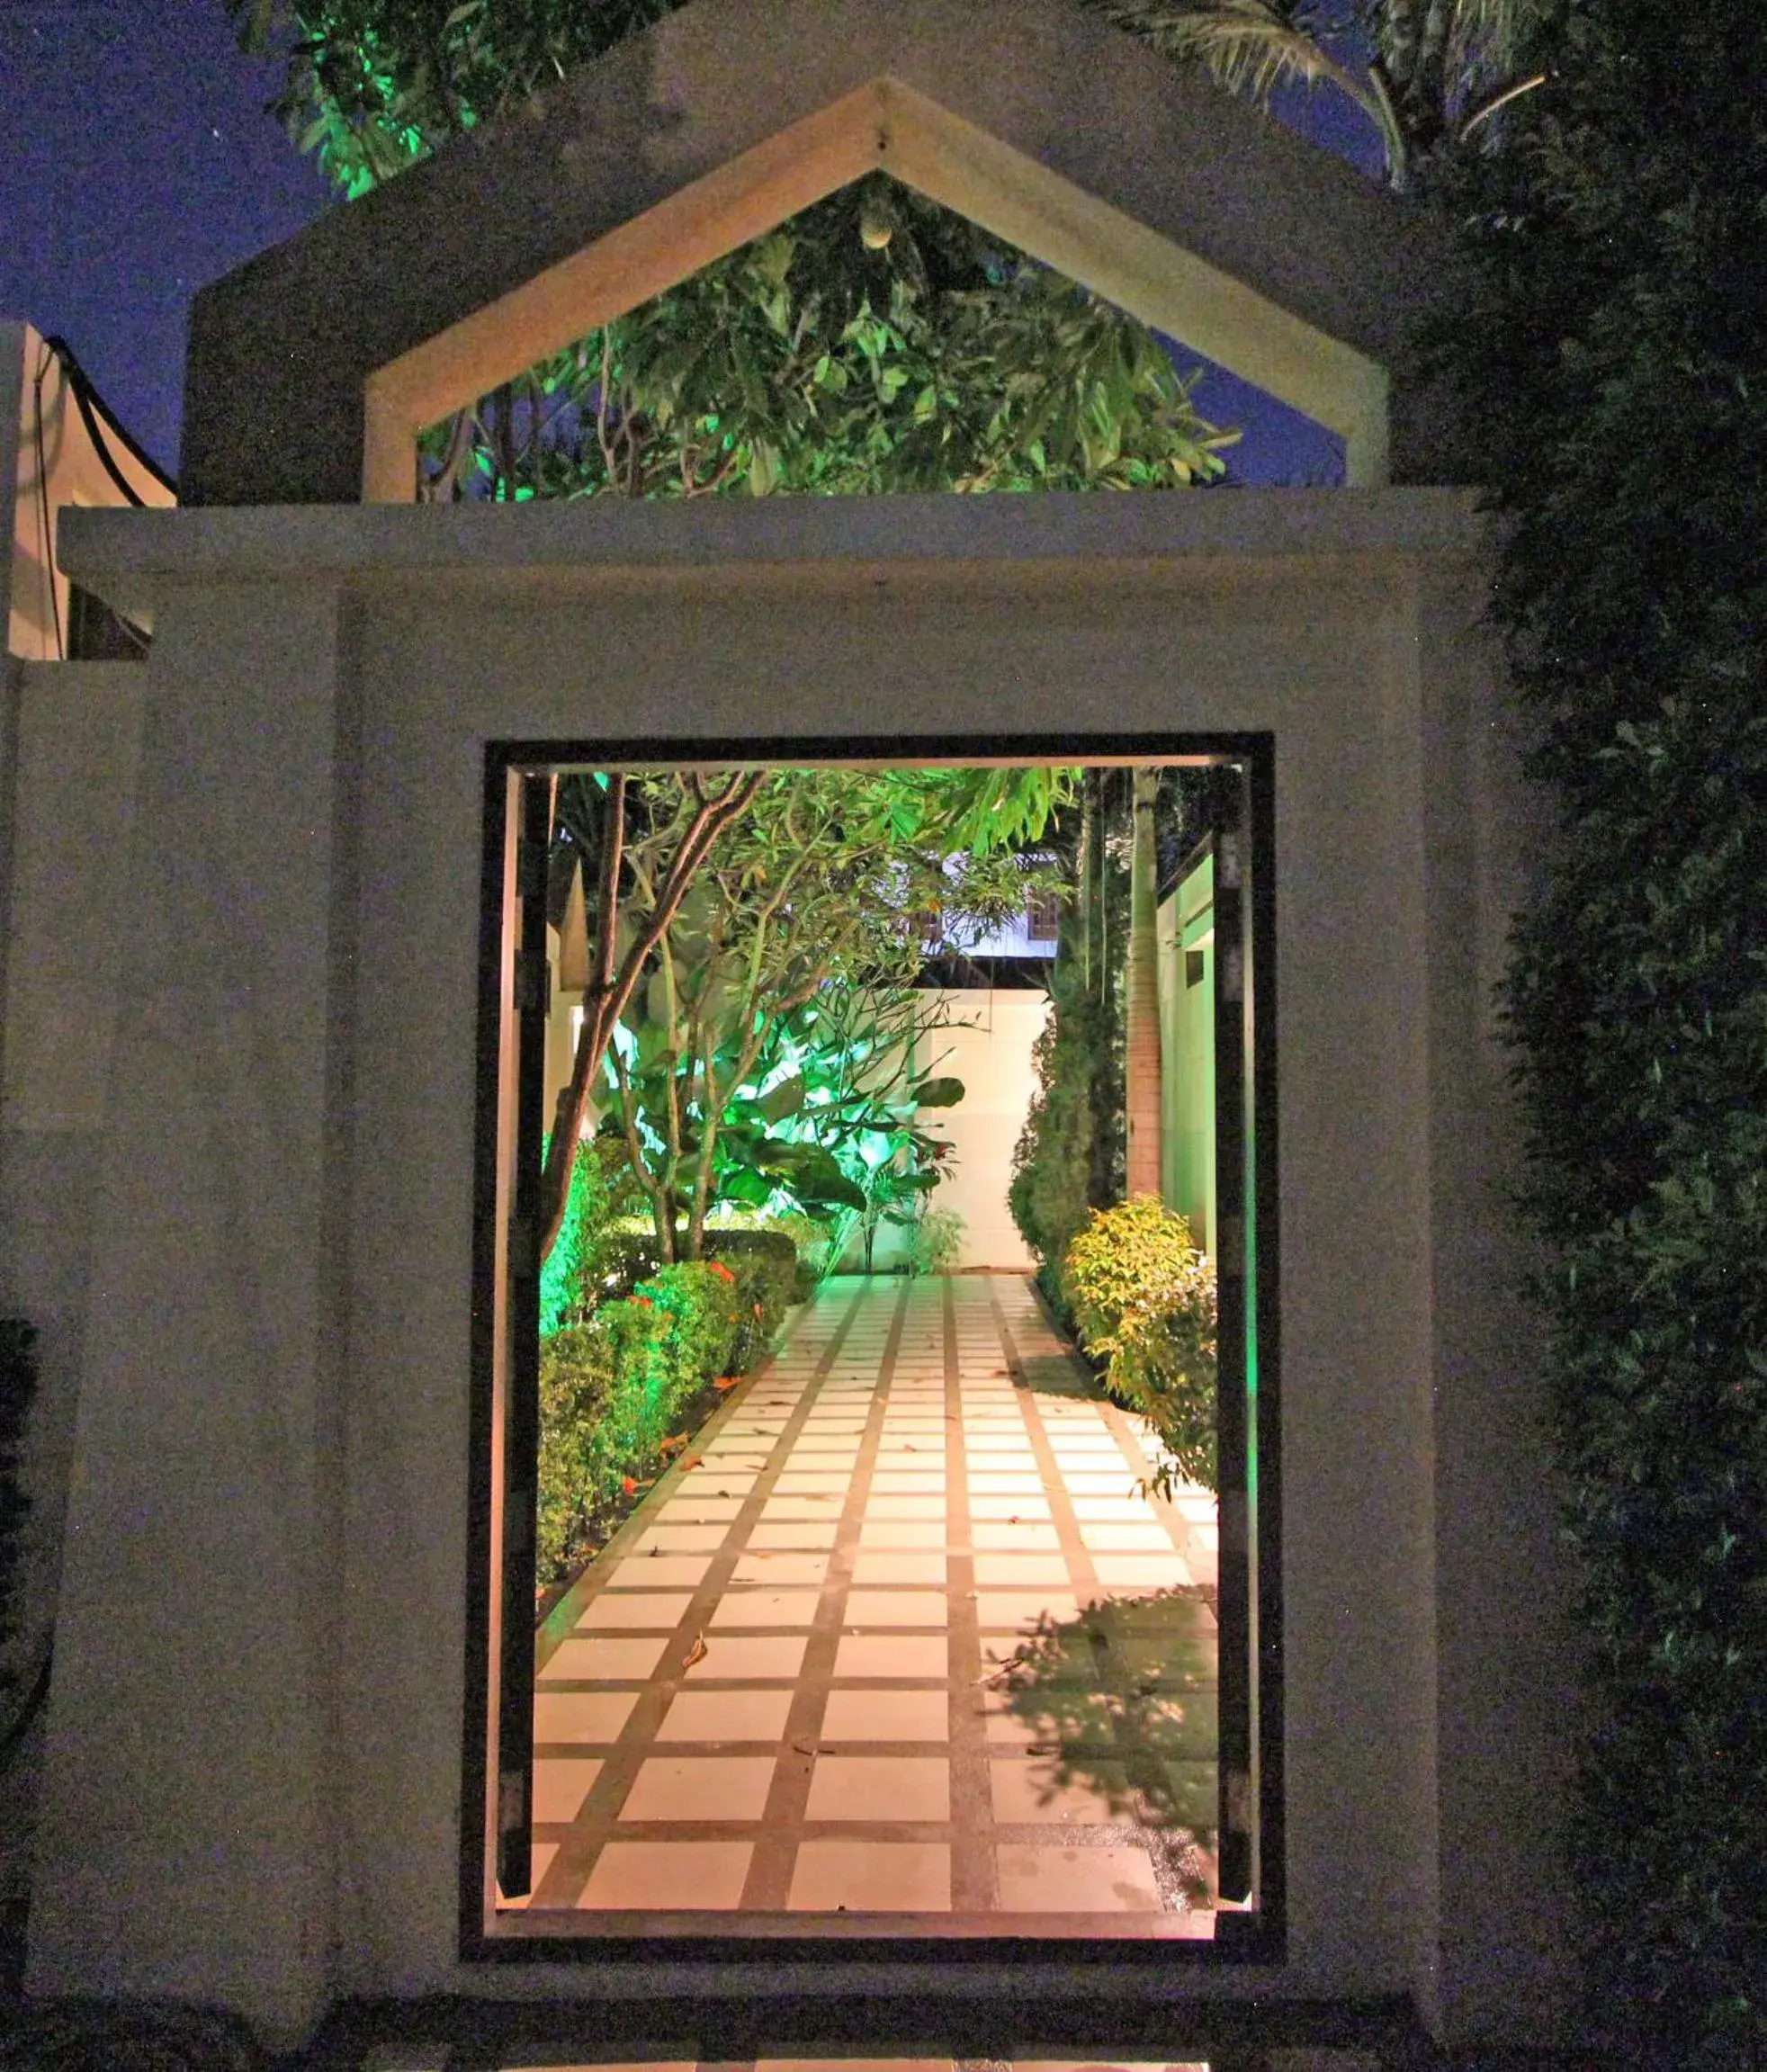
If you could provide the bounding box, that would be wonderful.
[632,1526,728,1555]
[1092,1553,1190,1588]
[688,1472,760,1497]
[989,1758,1120,1824]
[731,1551,830,1585]
[655,1496,746,1522]
[1069,1497,1153,1523]
[994,1843,1161,1912]
[975,1591,1080,1632]
[1058,1472,1140,1496]
[684,1634,808,1681]
[858,1520,948,1550]
[788,1840,951,1911]
[971,1521,1063,1552]
[603,1554,713,1589]
[532,1758,602,1824]
[843,1589,947,1628]
[973,1553,1073,1586]
[533,1690,640,1744]
[1079,1521,1176,1550]
[805,1754,949,1822]
[821,1688,950,1742]
[851,1551,946,1584]
[576,1839,753,1909]
[762,1495,847,1520]
[868,1474,945,1494]
[833,1633,948,1679]
[708,1589,822,1628]
[749,1519,841,1549]
[575,1592,695,1632]
[970,1495,1052,1520]
[862,1495,946,1519]
[656,1688,795,1743]
[538,1636,671,1682]
[618,1754,776,1821]
[773,1472,854,1494]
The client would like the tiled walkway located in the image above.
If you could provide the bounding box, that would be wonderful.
[519,1273,1219,1932]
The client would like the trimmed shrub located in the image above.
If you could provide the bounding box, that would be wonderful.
[536,1259,750,1586]
[1061,1194,1216,1493]
[600,1225,799,1332]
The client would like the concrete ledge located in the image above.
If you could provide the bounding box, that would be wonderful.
[62,489,1488,623]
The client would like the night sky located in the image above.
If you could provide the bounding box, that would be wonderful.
[0,0,1383,487]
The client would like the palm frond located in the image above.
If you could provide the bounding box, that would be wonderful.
[1084,0,1393,148]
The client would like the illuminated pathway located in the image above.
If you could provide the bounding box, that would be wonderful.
[522,1273,1219,1931]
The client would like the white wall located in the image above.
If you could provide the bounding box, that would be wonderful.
[28,489,1574,2050]
[919,986,1047,1271]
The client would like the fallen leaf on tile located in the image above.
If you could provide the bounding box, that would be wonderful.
[683,1633,708,1669]
[681,1456,703,1471]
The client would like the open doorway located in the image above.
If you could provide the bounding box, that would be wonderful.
[466,739,1277,1953]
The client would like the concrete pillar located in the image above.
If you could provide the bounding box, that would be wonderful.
[24,582,352,2047]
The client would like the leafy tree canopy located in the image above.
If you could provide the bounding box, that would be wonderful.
[231,0,1237,500]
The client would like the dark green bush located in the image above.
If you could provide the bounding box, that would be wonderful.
[1059,1196,1216,1493]
[1009,817,1124,1306]
[1432,0,1767,2051]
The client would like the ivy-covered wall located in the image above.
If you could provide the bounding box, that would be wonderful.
[1436,0,1767,2055]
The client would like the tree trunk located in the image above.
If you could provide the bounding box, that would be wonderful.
[1125,766,1162,1198]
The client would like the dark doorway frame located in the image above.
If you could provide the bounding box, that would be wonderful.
[462,731,1282,1992]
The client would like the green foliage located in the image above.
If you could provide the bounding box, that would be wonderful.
[1432,0,1767,2051]
[537,1135,630,1334]
[231,5,1237,499]
[1009,779,1128,1295]
[1078,0,1554,189]
[1060,1196,1216,1493]
[536,1258,749,1585]
[704,1204,838,1296]
[599,1224,798,1352]
[906,1206,966,1278]
[591,768,1045,1260]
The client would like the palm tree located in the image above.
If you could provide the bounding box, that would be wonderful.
[1081,0,1550,189]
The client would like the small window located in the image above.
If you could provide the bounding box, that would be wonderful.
[1025,884,1064,940]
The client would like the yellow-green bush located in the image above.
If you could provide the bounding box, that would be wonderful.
[1060,1194,1216,1493]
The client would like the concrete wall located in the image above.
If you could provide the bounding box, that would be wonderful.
[0,659,149,1942]
[28,488,1574,2049]
[919,985,1047,1273]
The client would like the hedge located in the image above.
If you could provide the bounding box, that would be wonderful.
[537,1257,751,1587]
[1431,0,1767,2052]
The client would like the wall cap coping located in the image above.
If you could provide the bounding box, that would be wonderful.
[63,488,1489,621]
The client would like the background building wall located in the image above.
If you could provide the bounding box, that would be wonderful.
[919,984,1047,1273]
